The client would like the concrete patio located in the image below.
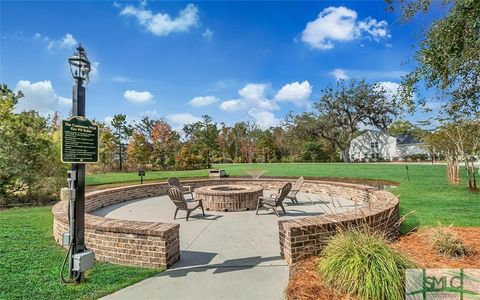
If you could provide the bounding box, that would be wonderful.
[95,190,361,300]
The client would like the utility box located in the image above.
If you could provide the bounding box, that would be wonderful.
[62,232,72,246]
[209,169,226,178]
[72,251,95,272]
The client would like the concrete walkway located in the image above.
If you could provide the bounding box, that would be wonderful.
[95,191,360,300]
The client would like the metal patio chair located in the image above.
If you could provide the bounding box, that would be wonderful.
[167,186,205,221]
[256,182,292,217]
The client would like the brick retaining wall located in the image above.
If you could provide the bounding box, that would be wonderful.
[52,178,399,269]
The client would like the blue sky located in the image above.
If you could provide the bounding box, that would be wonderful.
[0,1,439,130]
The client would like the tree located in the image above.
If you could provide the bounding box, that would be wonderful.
[387,120,424,137]
[110,114,132,171]
[293,79,400,162]
[256,129,278,163]
[183,115,218,168]
[150,120,179,169]
[135,116,156,142]
[126,130,150,169]
[97,123,117,172]
[425,120,480,189]
[389,0,480,118]
[230,122,248,162]
[216,123,231,163]
[300,141,329,162]
[175,143,204,170]
[0,85,66,206]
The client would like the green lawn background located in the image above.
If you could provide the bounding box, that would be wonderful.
[88,163,480,229]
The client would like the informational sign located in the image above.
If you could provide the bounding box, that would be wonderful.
[62,117,99,163]
[138,170,145,184]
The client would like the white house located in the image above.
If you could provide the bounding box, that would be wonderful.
[347,131,429,162]
[348,131,397,161]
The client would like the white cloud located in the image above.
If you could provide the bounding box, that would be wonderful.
[202,28,214,40]
[58,96,71,107]
[89,61,100,80]
[248,108,281,129]
[119,3,199,36]
[140,110,161,119]
[329,69,407,80]
[123,90,154,103]
[376,81,400,101]
[239,83,278,111]
[219,99,247,112]
[330,68,349,80]
[189,95,218,107]
[47,33,77,50]
[104,116,114,124]
[274,81,312,105]
[166,113,201,131]
[301,6,390,50]
[302,6,357,50]
[357,17,391,41]
[14,80,69,115]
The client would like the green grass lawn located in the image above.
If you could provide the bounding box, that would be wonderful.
[0,206,161,300]
[213,163,479,231]
[88,163,480,231]
[86,169,209,186]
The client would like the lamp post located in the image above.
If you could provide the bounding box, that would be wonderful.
[68,44,91,282]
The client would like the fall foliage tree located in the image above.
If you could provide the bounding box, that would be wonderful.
[150,120,179,169]
[126,130,150,169]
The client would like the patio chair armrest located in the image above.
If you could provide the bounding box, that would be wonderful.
[183,185,192,191]
[190,198,202,202]
[269,193,280,198]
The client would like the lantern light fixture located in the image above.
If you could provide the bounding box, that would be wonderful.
[68,44,91,82]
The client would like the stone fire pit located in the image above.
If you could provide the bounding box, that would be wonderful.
[194,185,264,212]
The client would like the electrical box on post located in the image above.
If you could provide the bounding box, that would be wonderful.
[72,251,95,272]
[62,232,72,246]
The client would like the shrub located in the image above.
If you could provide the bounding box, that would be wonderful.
[431,228,473,257]
[316,228,415,300]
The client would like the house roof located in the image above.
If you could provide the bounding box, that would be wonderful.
[396,134,422,145]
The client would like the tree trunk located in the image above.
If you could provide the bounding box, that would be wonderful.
[470,160,478,190]
[342,148,350,163]
[119,143,123,171]
[465,157,473,189]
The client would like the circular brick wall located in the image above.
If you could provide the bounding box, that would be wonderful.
[52,177,400,269]
[195,185,263,211]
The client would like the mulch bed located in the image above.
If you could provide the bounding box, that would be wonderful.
[285,227,480,300]
[395,227,480,269]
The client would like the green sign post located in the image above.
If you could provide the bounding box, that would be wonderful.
[62,117,99,163]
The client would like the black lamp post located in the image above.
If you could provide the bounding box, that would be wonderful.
[68,44,91,282]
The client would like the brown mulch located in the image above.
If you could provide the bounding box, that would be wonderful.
[285,227,480,300]
[286,256,349,300]
[395,227,480,268]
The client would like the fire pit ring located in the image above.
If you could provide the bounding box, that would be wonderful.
[194,185,264,212]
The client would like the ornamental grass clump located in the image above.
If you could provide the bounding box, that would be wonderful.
[316,228,414,300]
[431,228,473,258]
